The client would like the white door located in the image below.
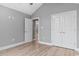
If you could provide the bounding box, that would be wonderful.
[62,11,77,49]
[51,10,77,49]
[51,15,64,47]
[25,18,32,42]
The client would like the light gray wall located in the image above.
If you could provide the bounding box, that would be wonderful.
[31,3,79,44]
[0,5,30,47]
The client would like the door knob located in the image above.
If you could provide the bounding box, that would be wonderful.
[60,32,65,34]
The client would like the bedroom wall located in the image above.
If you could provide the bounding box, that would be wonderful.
[0,5,30,47]
[31,3,78,44]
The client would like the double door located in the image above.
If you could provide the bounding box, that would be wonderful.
[51,10,77,49]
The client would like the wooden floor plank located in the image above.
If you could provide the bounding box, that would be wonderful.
[0,42,79,56]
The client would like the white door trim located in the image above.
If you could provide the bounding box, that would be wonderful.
[32,17,40,41]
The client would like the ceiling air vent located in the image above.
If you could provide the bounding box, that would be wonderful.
[29,3,33,5]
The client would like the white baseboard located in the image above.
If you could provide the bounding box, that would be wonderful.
[0,40,32,51]
[75,48,79,52]
[25,39,33,43]
[0,41,26,51]
[38,41,52,46]
[38,41,79,52]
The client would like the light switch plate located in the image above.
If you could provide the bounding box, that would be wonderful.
[41,26,44,29]
[9,16,11,19]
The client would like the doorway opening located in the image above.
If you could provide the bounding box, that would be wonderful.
[32,18,39,43]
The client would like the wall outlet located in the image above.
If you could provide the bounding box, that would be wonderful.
[12,16,14,20]
[41,26,44,29]
[12,38,15,41]
[9,16,11,19]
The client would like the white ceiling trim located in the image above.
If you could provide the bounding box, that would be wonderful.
[0,3,43,15]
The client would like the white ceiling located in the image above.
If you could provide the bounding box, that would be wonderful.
[0,3,43,15]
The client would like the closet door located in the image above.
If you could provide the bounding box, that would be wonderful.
[62,11,77,49]
[51,15,63,47]
[51,10,77,49]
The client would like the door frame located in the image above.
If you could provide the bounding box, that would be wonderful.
[32,17,40,41]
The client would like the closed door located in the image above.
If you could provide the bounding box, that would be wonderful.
[51,15,64,47]
[51,10,77,49]
[25,18,32,42]
[62,11,77,49]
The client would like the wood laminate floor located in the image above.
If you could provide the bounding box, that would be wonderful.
[0,41,79,56]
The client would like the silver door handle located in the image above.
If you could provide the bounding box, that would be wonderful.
[60,32,65,34]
